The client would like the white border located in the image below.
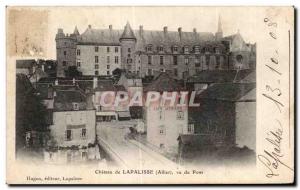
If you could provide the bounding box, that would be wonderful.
[1,0,298,189]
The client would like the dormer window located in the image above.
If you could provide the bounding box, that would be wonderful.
[146,45,153,52]
[194,45,200,54]
[184,46,189,54]
[73,103,79,110]
[158,46,164,52]
[172,46,178,52]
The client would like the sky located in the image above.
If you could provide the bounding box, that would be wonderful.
[8,6,260,59]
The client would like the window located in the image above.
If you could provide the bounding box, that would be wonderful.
[160,56,164,65]
[184,47,189,54]
[62,61,67,66]
[184,57,189,65]
[107,71,110,75]
[195,56,200,67]
[107,47,110,53]
[115,47,119,53]
[95,56,99,63]
[173,46,178,52]
[65,130,72,141]
[63,51,66,56]
[177,110,184,120]
[127,59,132,63]
[159,125,165,135]
[76,49,81,56]
[77,61,81,67]
[148,56,152,65]
[174,68,178,76]
[147,45,152,52]
[73,103,79,110]
[107,56,110,63]
[81,128,86,138]
[95,71,99,75]
[173,56,177,65]
[188,124,194,134]
[128,48,131,53]
[147,69,152,76]
[115,56,119,63]
[107,65,110,69]
[194,46,200,53]
[95,46,99,52]
[158,46,164,52]
[82,152,87,159]
[95,64,99,69]
[128,54,131,58]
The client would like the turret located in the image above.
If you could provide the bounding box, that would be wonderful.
[215,15,223,40]
[119,22,136,72]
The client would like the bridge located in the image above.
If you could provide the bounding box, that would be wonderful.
[96,121,179,169]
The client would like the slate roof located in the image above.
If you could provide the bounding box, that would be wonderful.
[94,80,116,91]
[144,72,184,92]
[198,82,256,102]
[55,89,86,103]
[77,24,216,49]
[187,69,255,84]
[120,22,136,40]
[16,59,36,69]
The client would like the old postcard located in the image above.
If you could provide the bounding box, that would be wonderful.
[6,6,294,184]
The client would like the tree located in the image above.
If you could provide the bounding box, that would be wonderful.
[65,66,82,78]
[16,74,49,151]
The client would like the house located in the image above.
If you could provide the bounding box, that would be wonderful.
[189,82,256,151]
[143,72,189,154]
[117,72,143,119]
[41,85,98,164]
[16,59,37,75]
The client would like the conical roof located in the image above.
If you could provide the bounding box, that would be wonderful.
[120,22,136,41]
[73,26,80,35]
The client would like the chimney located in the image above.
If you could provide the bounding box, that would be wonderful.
[109,25,112,30]
[93,77,98,89]
[41,64,45,72]
[88,24,92,29]
[193,28,197,33]
[57,28,64,34]
[178,27,182,40]
[139,25,143,36]
[55,79,58,86]
[163,26,168,34]
[72,78,76,85]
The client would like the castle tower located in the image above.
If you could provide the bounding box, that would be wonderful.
[55,28,77,77]
[119,22,136,72]
[215,15,223,40]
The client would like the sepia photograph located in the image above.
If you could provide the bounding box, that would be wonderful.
[6,6,294,184]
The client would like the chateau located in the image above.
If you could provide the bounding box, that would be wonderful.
[56,17,256,79]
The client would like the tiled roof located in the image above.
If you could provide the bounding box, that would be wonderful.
[187,69,255,83]
[198,82,256,101]
[144,72,184,92]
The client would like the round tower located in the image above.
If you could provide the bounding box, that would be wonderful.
[119,22,136,72]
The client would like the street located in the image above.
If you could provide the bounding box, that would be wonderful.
[96,120,179,169]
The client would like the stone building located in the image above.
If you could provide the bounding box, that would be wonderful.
[143,72,189,154]
[56,18,256,79]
